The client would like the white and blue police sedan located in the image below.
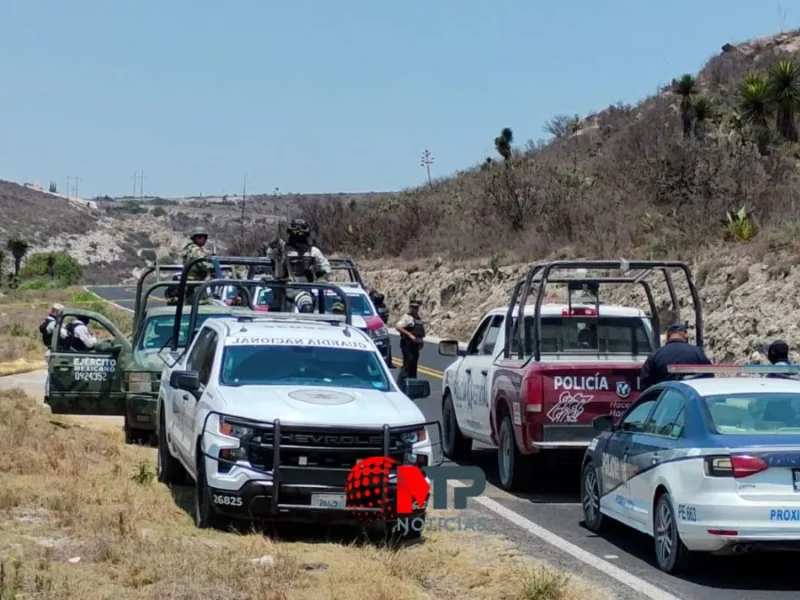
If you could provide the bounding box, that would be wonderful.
[580,364,800,574]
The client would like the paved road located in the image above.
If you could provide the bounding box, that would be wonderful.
[86,285,800,599]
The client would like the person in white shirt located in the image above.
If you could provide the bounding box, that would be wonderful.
[39,303,67,355]
[65,316,98,351]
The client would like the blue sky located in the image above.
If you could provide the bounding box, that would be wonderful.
[0,1,795,198]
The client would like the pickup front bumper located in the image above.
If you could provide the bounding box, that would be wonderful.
[200,412,441,524]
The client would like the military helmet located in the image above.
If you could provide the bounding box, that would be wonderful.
[189,228,209,240]
[287,218,311,236]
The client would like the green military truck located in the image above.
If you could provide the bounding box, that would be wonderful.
[45,261,261,445]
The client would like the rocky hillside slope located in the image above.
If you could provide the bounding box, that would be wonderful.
[362,242,800,364]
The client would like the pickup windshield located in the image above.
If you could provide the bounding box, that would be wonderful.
[137,314,224,350]
[705,393,800,434]
[515,315,653,356]
[220,345,390,391]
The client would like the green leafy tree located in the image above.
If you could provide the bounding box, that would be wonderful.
[672,74,698,138]
[739,72,773,155]
[767,60,800,142]
[494,127,514,160]
[6,236,30,278]
[48,180,58,193]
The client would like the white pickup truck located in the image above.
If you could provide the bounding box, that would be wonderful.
[156,312,434,536]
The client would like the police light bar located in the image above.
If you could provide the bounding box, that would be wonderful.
[667,364,800,375]
[562,307,596,316]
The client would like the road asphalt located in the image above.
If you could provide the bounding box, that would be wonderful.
[7,284,796,599]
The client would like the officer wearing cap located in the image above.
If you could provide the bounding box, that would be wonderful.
[330,300,346,315]
[639,322,712,389]
[396,297,425,388]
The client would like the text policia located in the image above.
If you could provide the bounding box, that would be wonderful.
[345,458,489,534]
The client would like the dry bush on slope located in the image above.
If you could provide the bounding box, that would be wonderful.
[0,391,593,600]
[292,42,800,264]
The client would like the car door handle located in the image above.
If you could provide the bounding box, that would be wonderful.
[651,453,659,465]
[465,368,472,374]
[182,394,191,401]
[480,369,488,376]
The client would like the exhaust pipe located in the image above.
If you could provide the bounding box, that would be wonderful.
[731,543,754,555]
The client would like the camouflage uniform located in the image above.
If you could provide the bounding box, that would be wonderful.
[182,228,212,305]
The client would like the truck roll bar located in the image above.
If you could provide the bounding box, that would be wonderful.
[133,264,186,325]
[503,260,703,361]
[172,277,354,351]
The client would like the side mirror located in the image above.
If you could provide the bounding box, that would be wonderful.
[400,378,430,400]
[170,370,200,393]
[438,340,463,357]
[593,415,615,432]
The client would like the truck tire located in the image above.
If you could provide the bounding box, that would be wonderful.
[124,416,151,446]
[157,410,187,485]
[442,392,472,460]
[194,456,229,530]
[497,414,529,491]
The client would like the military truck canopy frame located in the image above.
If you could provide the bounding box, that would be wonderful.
[210,255,364,286]
[504,259,702,361]
[133,264,186,326]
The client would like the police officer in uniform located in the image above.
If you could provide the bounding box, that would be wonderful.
[182,228,213,305]
[639,322,712,389]
[395,298,425,388]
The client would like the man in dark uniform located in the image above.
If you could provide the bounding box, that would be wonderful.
[765,339,796,379]
[395,297,425,389]
[639,322,712,389]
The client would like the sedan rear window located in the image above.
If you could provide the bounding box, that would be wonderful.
[705,393,800,434]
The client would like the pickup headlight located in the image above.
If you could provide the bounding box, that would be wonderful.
[370,326,389,339]
[218,418,255,463]
[401,427,427,445]
[128,372,154,394]
[218,417,255,439]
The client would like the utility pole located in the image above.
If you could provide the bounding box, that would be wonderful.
[132,171,137,198]
[420,149,434,189]
[240,174,248,240]
[73,176,80,199]
[139,172,145,198]
[66,176,71,199]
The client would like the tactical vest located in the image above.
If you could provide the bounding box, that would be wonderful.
[400,315,426,350]
[39,316,55,347]
[65,322,90,352]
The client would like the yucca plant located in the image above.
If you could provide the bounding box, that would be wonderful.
[739,72,773,154]
[724,206,758,242]
[767,59,800,142]
[672,74,698,138]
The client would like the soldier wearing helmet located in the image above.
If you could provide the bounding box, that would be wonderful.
[182,228,213,305]
[259,218,331,312]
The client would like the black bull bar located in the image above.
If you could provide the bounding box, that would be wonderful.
[197,411,444,518]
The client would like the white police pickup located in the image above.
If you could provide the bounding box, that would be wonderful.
[156,312,434,533]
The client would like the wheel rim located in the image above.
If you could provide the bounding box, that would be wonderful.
[583,468,600,523]
[499,424,512,483]
[655,499,674,565]
[443,400,455,452]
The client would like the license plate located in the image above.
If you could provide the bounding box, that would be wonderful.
[793,469,800,492]
[311,493,346,509]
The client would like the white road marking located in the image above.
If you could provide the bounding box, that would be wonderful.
[448,481,683,600]
[93,286,680,599]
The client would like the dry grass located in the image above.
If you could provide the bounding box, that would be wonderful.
[0,390,594,600]
[0,287,133,364]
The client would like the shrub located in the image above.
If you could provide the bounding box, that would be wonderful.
[19,251,83,285]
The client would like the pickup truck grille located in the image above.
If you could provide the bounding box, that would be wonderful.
[246,425,407,475]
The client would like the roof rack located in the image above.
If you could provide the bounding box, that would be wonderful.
[170,272,354,352]
[504,259,702,361]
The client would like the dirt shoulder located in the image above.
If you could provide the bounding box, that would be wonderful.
[0,389,600,600]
